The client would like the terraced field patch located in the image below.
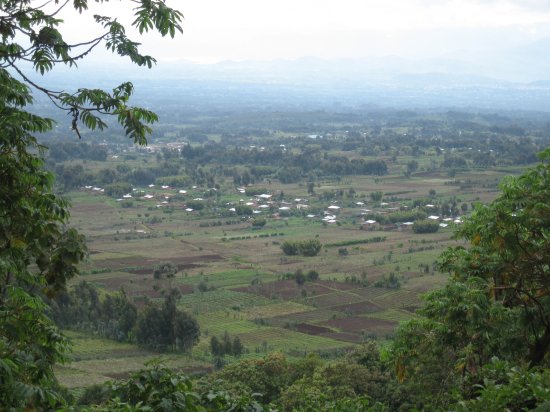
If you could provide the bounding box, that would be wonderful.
[372,290,421,309]
[242,301,314,320]
[321,316,397,337]
[267,309,345,327]
[56,331,210,389]
[179,268,278,289]
[331,300,382,315]
[233,280,335,300]
[196,311,268,336]
[307,291,365,308]
[178,289,273,313]
[236,327,351,353]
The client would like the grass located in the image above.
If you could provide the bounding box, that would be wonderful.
[179,268,278,289]
[178,289,274,313]
[57,331,210,389]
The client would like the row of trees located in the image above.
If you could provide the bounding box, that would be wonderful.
[210,332,245,357]
[280,239,323,257]
[135,289,200,352]
[49,282,200,352]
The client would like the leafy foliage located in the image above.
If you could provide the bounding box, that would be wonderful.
[0,0,183,409]
[412,219,440,233]
[280,239,322,257]
[78,363,266,411]
[452,359,550,412]
[49,281,138,342]
[210,332,245,358]
[135,289,200,352]
[1,0,183,143]
[391,150,550,409]
[153,261,178,280]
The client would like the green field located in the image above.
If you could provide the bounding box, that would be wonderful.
[55,144,534,388]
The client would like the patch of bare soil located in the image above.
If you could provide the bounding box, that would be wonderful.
[331,300,382,315]
[294,323,334,335]
[321,316,397,334]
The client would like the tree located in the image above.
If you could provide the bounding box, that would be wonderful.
[392,150,550,408]
[298,239,322,257]
[0,1,182,408]
[210,336,222,357]
[281,240,322,257]
[232,336,244,357]
[439,149,550,367]
[294,269,306,286]
[306,270,319,281]
[412,219,440,233]
[252,218,267,227]
[406,159,419,175]
[281,240,299,256]
[222,331,233,355]
[84,364,267,411]
[104,182,133,198]
[153,261,178,280]
[370,191,383,202]
[135,290,199,352]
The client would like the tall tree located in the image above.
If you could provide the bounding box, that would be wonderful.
[0,0,182,408]
[392,150,550,408]
[135,289,199,352]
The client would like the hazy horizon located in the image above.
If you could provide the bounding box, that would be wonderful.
[22,0,550,112]
[56,1,550,64]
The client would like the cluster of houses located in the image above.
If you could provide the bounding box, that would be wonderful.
[83,184,464,231]
[83,184,202,210]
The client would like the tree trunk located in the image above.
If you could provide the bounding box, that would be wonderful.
[528,325,550,367]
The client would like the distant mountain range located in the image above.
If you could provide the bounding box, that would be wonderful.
[27,38,550,112]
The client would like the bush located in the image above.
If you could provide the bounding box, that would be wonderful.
[299,239,322,257]
[252,218,267,227]
[338,248,349,256]
[413,219,440,234]
[104,182,133,198]
[281,240,299,256]
[235,205,253,216]
[281,240,322,257]
[306,270,319,281]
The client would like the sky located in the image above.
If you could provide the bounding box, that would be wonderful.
[59,0,550,63]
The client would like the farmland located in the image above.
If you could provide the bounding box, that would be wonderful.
[46,109,550,388]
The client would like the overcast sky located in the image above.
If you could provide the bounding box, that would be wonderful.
[60,0,550,63]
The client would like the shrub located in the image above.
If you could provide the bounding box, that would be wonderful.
[413,219,440,234]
